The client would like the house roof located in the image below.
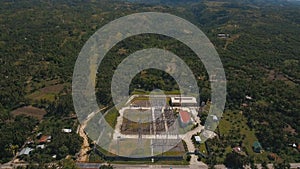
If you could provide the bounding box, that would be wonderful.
[19,147,33,156]
[62,129,72,133]
[179,111,191,123]
[194,136,201,142]
[253,141,262,149]
[38,135,51,143]
[171,97,197,104]
[246,95,253,100]
[36,144,45,149]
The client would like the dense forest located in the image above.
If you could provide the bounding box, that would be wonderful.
[0,0,299,165]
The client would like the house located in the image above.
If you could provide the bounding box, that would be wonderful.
[253,141,263,153]
[245,95,253,100]
[217,33,230,38]
[36,144,45,149]
[194,136,201,143]
[36,132,42,139]
[179,111,191,127]
[38,135,52,143]
[18,147,33,156]
[170,97,197,107]
[62,128,72,133]
[241,103,248,107]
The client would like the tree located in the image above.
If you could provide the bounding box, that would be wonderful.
[207,154,217,169]
[261,161,269,169]
[273,160,290,169]
[58,145,69,159]
[185,154,191,162]
[248,156,257,169]
[224,152,246,169]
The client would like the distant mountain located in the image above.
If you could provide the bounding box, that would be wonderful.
[122,0,202,5]
[121,0,298,6]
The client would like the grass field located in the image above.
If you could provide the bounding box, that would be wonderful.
[109,139,152,157]
[90,141,188,165]
[104,107,120,129]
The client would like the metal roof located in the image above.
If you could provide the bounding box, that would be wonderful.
[19,147,33,156]
[171,97,197,104]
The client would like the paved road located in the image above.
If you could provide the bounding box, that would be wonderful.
[113,164,195,169]
[76,163,101,168]
[214,163,300,169]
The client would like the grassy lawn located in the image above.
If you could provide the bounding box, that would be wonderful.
[108,139,152,157]
[198,143,208,155]
[92,146,188,165]
[104,107,120,129]
[92,141,188,165]
[89,151,105,163]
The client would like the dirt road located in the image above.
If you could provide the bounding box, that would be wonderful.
[76,107,107,162]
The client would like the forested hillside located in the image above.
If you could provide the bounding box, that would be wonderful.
[0,0,299,165]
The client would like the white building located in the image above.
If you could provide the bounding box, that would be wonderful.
[170,97,197,107]
[62,129,72,133]
[194,136,201,143]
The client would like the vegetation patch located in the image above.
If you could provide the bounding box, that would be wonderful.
[26,84,66,102]
[205,110,269,164]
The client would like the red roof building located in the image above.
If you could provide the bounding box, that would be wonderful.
[38,135,51,143]
[179,111,191,127]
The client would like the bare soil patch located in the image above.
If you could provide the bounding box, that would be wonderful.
[11,106,47,120]
[40,84,64,93]
[131,99,150,107]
